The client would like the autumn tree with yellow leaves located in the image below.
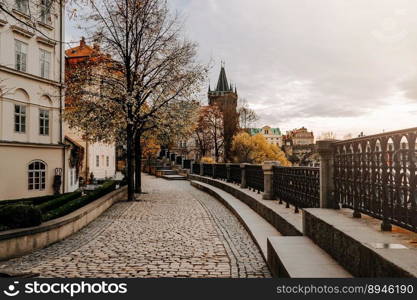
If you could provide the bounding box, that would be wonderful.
[231,132,291,166]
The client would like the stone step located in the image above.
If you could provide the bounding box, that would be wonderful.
[159,170,178,175]
[267,236,352,278]
[162,175,187,180]
[303,208,417,277]
[191,180,281,260]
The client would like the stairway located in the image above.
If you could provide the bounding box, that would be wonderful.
[158,168,187,181]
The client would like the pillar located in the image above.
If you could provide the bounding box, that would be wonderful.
[240,163,248,188]
[262,161,278,200]
[317,140,338,209]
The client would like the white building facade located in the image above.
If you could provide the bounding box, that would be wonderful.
[0,0,69,200]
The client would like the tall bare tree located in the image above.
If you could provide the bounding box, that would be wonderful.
[237,98,258,129]
[66,0,206,200]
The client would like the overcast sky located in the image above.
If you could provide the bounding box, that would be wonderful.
[67,0,417,138]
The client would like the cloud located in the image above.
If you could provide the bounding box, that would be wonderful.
[170,0,417,135]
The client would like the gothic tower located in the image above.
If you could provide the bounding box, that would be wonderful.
[208,65,238,162]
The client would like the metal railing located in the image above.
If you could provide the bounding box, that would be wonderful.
[246,165,264,193]
[334,127,417,231]
[203,164,213,177]
[192,163,200,175]
[229,164,241,184]
[215,164,227,180]
[183,160,192,169]
[273,166,320,212]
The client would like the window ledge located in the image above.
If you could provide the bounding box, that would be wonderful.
[10,24,34,39]
[36,36,56,47]
[37,21,54,31]
[12,9,31,20]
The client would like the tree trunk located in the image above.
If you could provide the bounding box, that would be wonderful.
[126,124,135,201]
[134,134,142,194]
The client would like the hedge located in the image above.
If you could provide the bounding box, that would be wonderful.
[36,192,83,214]
[42,181,117,222]
[0,204,42,229]
[0,194,67,207]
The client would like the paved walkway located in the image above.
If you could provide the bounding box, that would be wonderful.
[1,174,270,278]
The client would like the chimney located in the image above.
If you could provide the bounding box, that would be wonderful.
[80,37,86,48]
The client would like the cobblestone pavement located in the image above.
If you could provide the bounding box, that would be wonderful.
[1,174,271,278]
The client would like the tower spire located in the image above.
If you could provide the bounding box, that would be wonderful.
[216,63,230,92]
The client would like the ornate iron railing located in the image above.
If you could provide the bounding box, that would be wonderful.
[229,164,241,184]
[203,164,213,177]
[273,166,320,211]
[246,165,264,193]
[215,164,227,180]
[192,163,200,174]
[183,160,192,169]
[334,127,417,232]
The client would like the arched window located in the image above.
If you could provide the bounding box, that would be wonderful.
[28,160,46,190]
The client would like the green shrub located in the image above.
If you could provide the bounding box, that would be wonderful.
[0,193,73,207]
[37,192,82,214]
[0,204,42,229]
[42,181,117,222]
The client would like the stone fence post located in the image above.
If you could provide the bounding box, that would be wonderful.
[262,161,278,200]
[317,140,338,209]
[200,163,204,176]
[240,163,248,189]
[226,164,231,182]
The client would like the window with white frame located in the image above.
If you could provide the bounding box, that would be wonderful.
[14,104,26,133]
[28,160,46,190]
[15,0,29,14]
[106,156,109,167]
[96,155,99,167]
[40,0,52,24]
[40,49,51,79]
[39,109,49,135]
[15,40,27,72]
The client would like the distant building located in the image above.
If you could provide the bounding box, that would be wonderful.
[208,64,238,162]
[283,127,314,146]
[65,38,116,182]
[248,126,282,147]
[282,127,316,166]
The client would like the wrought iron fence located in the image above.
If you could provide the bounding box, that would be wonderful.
[246,165,264,193]
[229,164,242,184]
[203,164,213,177]
[334,127,417,232]
[273,166,320,211]
[192,163,200,175]
[183,160,192,169]
[215,164,227,180]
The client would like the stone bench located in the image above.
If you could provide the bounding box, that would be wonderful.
[267,236,352,278]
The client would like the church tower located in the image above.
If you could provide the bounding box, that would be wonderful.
[208,64,239,162]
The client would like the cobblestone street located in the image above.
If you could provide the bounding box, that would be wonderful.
[1,174,270,278]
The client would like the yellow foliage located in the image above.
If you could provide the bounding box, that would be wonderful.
[142,138,160,159]
[231,132,291,166]
[201,156,215,164]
